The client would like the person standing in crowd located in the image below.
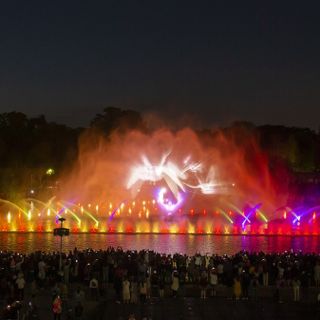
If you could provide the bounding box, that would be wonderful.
[52,294,62,320]
[74,286,85,303]
[262,259,269,286]
[89,276,99,301]
[292,277,301,302]
[122,277,131,303]
[200,271,208,299]
[171,271,179,297]
[15,272,25,300]
[146,274,152,299]
[140,281,147,303]
[241,270,250,300]
[158,273,165,298]
[275,276,284,303]
[38,258,46,288]
[64,259,70,284]
[314,261,320,287]
[233,275,241,300]
[51,282,61,299]
[102,261,109,284]
[209,268,218,297]
[250,275,259,300]
[114,268,123,304]
[217,260,224,284]
[130,278,139,304]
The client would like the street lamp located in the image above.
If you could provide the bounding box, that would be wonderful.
[53,217,69,274]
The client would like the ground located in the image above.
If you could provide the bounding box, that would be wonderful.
[101,297,320,320]
[1,284,320,319]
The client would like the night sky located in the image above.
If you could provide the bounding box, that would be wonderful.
[1,1,320,129]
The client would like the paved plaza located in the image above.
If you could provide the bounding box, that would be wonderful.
[102,297,320,320]
[2,283,319,320]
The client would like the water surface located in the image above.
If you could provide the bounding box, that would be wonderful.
[0,233,319,255]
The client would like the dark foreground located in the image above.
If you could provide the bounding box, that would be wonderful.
[103,298,320,320]
[2,284,320,320]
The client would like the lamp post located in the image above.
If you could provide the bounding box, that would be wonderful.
[54,217,69,274]
[58,217,65,273]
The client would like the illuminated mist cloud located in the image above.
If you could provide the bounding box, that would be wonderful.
[1,126,318,235]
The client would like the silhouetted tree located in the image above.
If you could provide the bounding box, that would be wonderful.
[0,112,81,198]
[90,106,146,135]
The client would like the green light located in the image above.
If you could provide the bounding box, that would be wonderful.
[46,168,55,176]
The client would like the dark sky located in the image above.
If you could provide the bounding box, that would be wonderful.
[1,1,320,129]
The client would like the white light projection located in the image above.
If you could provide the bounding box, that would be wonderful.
[127,152,230,213]
[127,153,188,199]
[157,187,184,213]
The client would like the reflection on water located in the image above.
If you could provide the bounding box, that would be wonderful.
[0,233,319,255]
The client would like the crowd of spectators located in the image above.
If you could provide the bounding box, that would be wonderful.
[0,247,320,318]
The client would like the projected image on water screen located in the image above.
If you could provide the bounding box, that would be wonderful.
[0,128,319,235]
